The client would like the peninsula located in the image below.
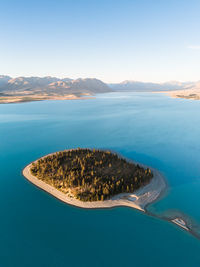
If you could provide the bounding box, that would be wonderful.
[23,148,166,211]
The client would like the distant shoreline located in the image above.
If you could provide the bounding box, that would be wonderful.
[0,94,94,104]
[155,90,200,100]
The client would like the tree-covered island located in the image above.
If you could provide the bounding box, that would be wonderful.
[30,149,153,202]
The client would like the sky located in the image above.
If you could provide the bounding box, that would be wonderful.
[1,0,200,83]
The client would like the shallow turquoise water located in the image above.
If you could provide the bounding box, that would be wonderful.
[1,92,200,266]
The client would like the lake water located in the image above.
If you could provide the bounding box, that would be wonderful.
[1,92,200,267]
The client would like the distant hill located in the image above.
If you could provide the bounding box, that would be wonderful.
[0,76,111,95]
[0,76,112,103]
[109,80,195,92]
[0,75,11,87]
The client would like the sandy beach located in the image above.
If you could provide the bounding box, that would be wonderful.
[22,153,167,212]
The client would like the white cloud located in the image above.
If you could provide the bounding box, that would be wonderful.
[188,45,200,50]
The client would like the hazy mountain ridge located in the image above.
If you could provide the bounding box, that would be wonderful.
[0,75,11,87]
[110,80,200,100]
[109,80,196,92]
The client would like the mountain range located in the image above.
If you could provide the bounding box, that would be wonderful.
[0,76,111,95]
[109,80,197,92]
[0,75,199,103]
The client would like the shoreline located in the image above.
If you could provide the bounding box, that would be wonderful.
[0,94,94,104]
[22,151,166,212]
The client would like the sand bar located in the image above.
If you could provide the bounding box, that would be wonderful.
[171,218,190,231]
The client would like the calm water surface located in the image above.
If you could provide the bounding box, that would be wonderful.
[1,92,200,267]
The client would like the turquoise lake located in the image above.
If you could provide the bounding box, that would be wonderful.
[1,92,200,267]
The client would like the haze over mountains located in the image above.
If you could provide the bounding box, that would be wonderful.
[109,80,197,92]
[110,80,200,100]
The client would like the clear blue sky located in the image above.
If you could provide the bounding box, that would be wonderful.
[1,0,200,83]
